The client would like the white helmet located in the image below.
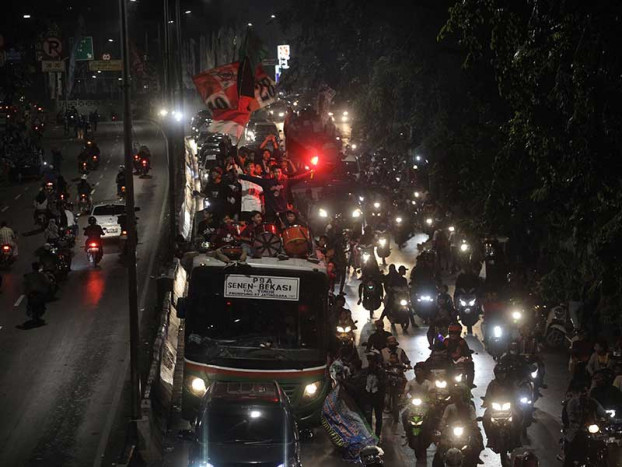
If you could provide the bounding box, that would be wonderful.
[81,174,88,180]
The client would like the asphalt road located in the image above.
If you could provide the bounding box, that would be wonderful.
[0,121,168,466]
[160,232,575,467]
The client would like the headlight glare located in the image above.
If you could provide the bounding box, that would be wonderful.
[190,377,207,395]
[303,382,320,398]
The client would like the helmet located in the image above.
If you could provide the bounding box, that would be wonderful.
[119,165,125,171]
[43,243,52,250]
[494,362,509,379]
[88,216,96,225]
[509,341,520,354]
[81,174,88,180]
[444,448,464,467]
[448,323,462,335]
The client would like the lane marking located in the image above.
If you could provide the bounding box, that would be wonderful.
[1,206,8,212]
[95,182,100,186]
[14,295,25,307]
[99,174,104,179]
[14,194,22,200]
[91,189,96,195]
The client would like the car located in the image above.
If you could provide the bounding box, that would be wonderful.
[187,381,302,467]
[89,201,127,238]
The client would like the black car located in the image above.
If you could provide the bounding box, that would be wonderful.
[188,381,302,467]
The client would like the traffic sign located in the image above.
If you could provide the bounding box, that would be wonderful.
[102,53,111,61]
[43,37,62,58]
[75,37,94,61]
[42,61,65,72]
[88,59,122,71]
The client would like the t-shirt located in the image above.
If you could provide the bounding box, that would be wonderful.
[239,179,263,213]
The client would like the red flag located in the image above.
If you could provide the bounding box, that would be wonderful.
[192,62,240,113]
[251,65,277,111]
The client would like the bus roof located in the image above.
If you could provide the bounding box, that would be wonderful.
[190,254,328,275]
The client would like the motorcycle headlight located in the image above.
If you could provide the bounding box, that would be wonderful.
[303,381,320,398]
[452,426,464,437]
[448,226,455,232]
[588,424,600,434]
[373,202,380,209]
[362,253,370,262]
[520,397,531,405]
[318,208,328,218]
[400,299,408,306]
[378,238,387,247]
[493,326,503,338]
[412,398,422,406]
[395,217,403,224]
[460,243,469,252]
[459,299,467,306]
[352,209,362,218]
[344,326,352,333]
[468,299,476,306]
[511,310,522,321]
[530,369,538,379]
[454,374,463,383]
[421,295,433,302]
[336,326,345,333]
[435,380,447,389]
[190,377,207,396]
[425,218,433,225]
[492,402,511,411]
[606,410,616,418]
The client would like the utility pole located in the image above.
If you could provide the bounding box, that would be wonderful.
[119,0,141,422]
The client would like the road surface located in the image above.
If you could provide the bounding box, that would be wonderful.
[160,233,571,466]
[0,121,168,466]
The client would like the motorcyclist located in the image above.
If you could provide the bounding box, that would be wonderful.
[77,148,90,170]
[34,243,59,274]
[116,165,126,196]
[499,341,530,385]
[0,221,18,257]
[84,216,105,252]
[44,218,60,245]
[563,382,608,467]
[76,174,92,202]
[434,386,484,466]
[516,324,547,390]
[381,336,411,367]
[405,362,433,397]
[444,323,475,387]
[23,262,50,325]
[427,289,454,348]
[453,265,481,304]
[482,362,523,451]
[350,351,386,438]
[589,369,622,413]
[365,319,393,352]
[138,145,151,164]
[426,339,454,373]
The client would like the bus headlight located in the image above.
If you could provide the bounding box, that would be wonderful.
[452,426,464,437]
[190,377,207,395]
[303,382,320,398]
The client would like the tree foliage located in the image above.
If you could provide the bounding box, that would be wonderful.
[283,0,622,325]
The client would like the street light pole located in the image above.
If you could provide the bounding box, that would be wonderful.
[119,0,141,422]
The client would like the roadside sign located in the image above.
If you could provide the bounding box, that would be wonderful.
[42,61,65,72]
[277,44,290,70]
[75,36,94,61]
[43,37,62,58]
[88,59,122,71]
[102,53,111,61]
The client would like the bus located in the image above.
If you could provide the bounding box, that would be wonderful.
[177,255,330,426]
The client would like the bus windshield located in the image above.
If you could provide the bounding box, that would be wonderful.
[185,268,327,364]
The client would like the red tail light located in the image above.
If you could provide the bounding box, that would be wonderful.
[81,194,86,199]
[134,154,139,160]
[122,230,127,236]
[142,160,147,166]
[121,186,126,192]
[2,245,10,251]
[92,156,98,160]
[310,155,319,166]
[60,194,65,200]
[89,242,99,248]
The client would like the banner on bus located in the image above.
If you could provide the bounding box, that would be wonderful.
[224,275,300,301]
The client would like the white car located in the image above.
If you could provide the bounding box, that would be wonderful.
[89,201,126,237]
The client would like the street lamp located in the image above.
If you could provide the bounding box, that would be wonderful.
[247,22,253,27]
[23,14,31,19]
[185,10,191,14]
[108,38,114,42]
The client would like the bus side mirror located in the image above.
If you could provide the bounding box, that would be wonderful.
[176,297,186,319]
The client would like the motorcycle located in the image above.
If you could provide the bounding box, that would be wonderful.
[89,153,100,170]
[78,193,92,213]
[44,181,55,196]
[483,400,515,467]
[85,239,103,266]
[543,304,575,349]
[335,321,360,370]
[35,209,49,227]
[118,185,127,199]
[0,244,15,268]
[79,160,89,174]
[50,245,71,280]
[455,288,481,334]
[433,424,478,467]
[360,279,383,320]
[359,244,379,277]
[359,445,384,466]
[393,215,410,248]
[402,395,431,459]
[564,423,609,466]
[376,235,390,265]
[139,157,150,177]
[485,321,508,360]
[412,284,437,323]
[386,363,409,421]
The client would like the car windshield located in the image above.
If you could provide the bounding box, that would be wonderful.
[199,405,291,444]
[185,268,326,356]
[93,205,125,216]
